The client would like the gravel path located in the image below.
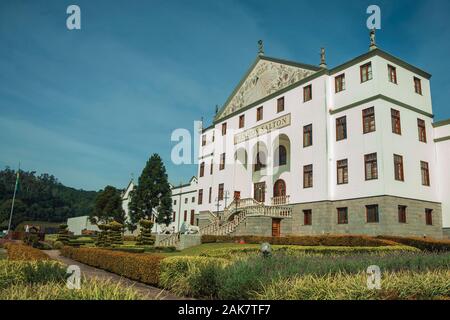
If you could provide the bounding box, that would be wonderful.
[44,250,187,300]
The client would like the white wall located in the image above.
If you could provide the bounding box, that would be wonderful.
[435,124,450,228]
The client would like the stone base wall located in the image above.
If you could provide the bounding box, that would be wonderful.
[443,228,450,240]
[229,196,443,239]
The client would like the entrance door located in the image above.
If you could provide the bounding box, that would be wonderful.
[272,218,281,237]
[273,179,286,197]
[254,182,266,203]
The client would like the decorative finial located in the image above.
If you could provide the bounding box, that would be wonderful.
[369,28,377,51]
[258,40,264,56]
[215,104,219,115]
[319,47,327,68]
[130,173,134,181]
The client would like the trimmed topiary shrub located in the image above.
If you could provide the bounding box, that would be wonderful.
[108,221,123,245]
[137,219,154,246]
[95,224,110,247]
[56,224,70,244]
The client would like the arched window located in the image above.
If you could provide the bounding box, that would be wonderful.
[254,152,266,172]
[278,145,287,166]
[273,179,286,197]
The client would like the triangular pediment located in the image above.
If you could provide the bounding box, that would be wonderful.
[216,56,320,121]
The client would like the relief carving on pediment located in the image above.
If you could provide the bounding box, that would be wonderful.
[218,60,316,120]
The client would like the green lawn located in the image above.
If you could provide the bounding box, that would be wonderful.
[0,249,7,260]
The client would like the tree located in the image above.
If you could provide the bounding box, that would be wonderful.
[90,186,125,225]
[128,154,172,226]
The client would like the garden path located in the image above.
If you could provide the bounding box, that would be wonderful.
[44,250,189,300]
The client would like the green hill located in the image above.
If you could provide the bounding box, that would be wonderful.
[0,167,98,229]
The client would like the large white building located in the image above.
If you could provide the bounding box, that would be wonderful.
[196,33,450,239]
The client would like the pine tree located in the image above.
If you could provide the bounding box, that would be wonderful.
[128,154,172,227]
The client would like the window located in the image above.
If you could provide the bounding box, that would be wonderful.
[184,198,187,204]
[199,162,205,177]
[257,106,263,121]
[418,119,427,142]
[190,210,195,225]
[303,85,312,102]
[254,182,266,203]
[425,209,433,225]
[202,134,206,146]
[254,151,266,171]
[337,207,348,224]
[210,160,213,175]
[398,205,407,223]
[239,114,245,128]
[303,164,313,188]
[277,146,287,166]
[421,161,430,186]
[337,159,348,185]
[303,210,312,225]
[336,116,347,141]
[303,124,313,147]
[192,197,195,203]
[335,74,345,93]
[366,205,379,223]
[365,153,378,180]
[362,107,376,133]
[388,65,397,84]
[219,153,225,170]
[277,97,285,113]
[391,109,401,134]
[222,123,227,135]
[208,187,212,203]
[394,154,404,181]
[173,211,176,222]
[414,77,422,95]
[183,210,187,222]
[218,183,224,201]
[360,62,373,83]
[198,189,203,205]
[173,199,177,205]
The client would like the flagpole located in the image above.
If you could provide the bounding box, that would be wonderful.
[7,163,20,237]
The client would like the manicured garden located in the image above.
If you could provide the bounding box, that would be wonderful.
[58,234,450,300]
[3,234,450,300]
[0,242,144,300]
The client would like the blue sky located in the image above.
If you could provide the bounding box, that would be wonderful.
[1,0,449,191]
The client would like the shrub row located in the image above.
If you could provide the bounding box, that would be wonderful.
[376,235,450,252]
[200,245,418,259]
[201,234,399,247]
[61,247,164,286]
[4,243,50,261]
[255,270,450,300]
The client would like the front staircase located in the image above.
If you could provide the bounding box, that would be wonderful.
[157,197,292,247]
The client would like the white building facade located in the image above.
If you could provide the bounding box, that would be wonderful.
[196,37,450,239]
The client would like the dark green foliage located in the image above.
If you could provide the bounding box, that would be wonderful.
[95,224,110,247]
[0,168,97,229]
[90,186,125,225]
[128,154,172,227]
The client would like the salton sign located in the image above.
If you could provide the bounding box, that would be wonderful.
[234,113,291,144]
